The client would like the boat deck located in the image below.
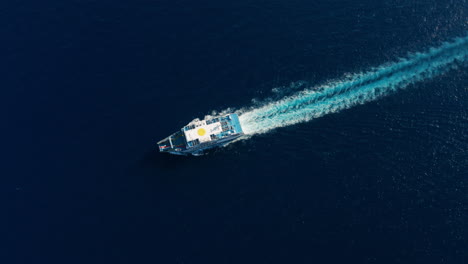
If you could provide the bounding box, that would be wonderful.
[171,131,187,149]
[158,131,187,151]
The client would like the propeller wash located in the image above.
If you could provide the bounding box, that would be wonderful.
[238,35,468,135]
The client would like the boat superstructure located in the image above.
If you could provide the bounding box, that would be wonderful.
[157,113,243,156]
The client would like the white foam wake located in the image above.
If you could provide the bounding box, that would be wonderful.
[237,35,468,135]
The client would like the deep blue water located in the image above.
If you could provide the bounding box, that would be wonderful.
[4,0,468,263]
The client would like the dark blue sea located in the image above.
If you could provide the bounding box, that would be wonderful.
[4,0,468,263]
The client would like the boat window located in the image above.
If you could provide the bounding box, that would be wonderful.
[187,139,200,147]
[185,125,196,131]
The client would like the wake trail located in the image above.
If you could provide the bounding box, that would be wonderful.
[237,35,468,135]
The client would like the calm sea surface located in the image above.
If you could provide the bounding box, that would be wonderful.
[4,0,468,263]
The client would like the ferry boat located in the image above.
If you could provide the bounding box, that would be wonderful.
[157,113,244,156]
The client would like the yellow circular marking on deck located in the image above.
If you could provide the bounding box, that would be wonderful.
[197,128,206,136]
